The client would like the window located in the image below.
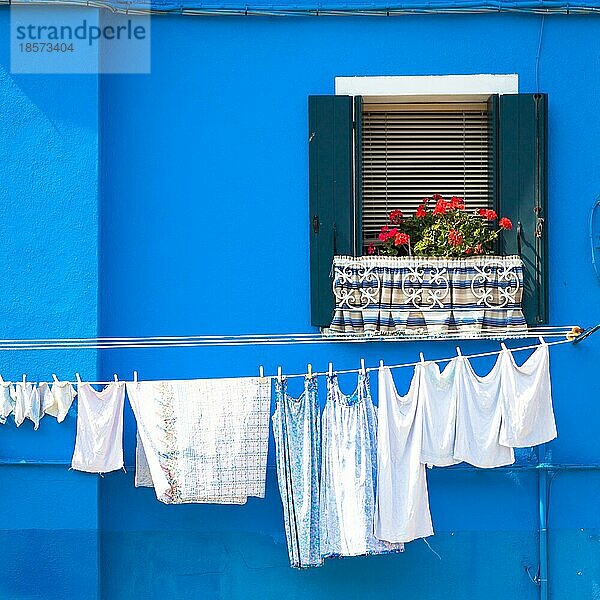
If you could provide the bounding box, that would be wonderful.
[360,97,493,246]
[308,92,548,329]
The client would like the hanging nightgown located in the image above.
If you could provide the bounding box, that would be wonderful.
[320,373,404,558]
[272,377,322,568]
[374,365,434,544]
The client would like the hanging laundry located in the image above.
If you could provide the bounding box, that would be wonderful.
[127,377,270,504]
[39,381,77,423]
[320,373,404,558]
[499,343,557,448]
[454,354,515,468]
[272,377,322,568]
[420,359,460,468]
[11,381,41,429]
[71,382,126,473]
[0,379,14,424]
[374,365,434,544]
[134,431,153,488]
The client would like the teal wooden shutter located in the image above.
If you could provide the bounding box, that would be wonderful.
[498,93,548,325]
[308,95,355,328]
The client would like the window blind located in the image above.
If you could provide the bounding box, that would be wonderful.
[361,101,492,244]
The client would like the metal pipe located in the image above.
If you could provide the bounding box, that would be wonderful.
[538,443,549,600]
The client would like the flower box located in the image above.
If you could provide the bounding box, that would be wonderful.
[325,255,527,336]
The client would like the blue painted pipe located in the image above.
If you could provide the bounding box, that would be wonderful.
[538,443,549,600]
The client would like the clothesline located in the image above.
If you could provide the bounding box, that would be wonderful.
[0,325,578,350]
[12,335,578,385]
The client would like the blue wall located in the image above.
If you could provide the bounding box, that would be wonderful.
[0,8,100,599]
[2,8,600,599]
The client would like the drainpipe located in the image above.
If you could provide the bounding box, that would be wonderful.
[538,443,549,600]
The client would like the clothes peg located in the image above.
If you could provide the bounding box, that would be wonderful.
[328,362,333,377]
[114,374,119,382]
[259,366,265,382]
[133,371,138,384]
[455,347,462,357]
[307,363,313,379]
[500,342,508,351]
[75,373,82,385]
[538,335,546,345]
[52,373,59,383]
[22,374,26,384]
[419,352,425,364]
[379,359,384,368]
[277,367,282,383]
[360,358,366,376]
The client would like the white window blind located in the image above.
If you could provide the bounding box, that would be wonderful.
[361,101,492,244]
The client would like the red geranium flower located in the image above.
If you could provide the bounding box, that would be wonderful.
[475,243,483,254]
[450,196,465,210]
[389,209,403,224]
[433,199,448,216]
[394,232,410,246]
[448,229,463,247]
[499,217,513,230]
[416,204,427,218]
[432,193,444,201]
[378,225,389,241]
[367,243,376,255]
[478,208,498,221]
[465,247,472,255]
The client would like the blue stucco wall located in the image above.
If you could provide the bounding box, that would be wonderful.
[2,7,600,599]
[0,8,100,598]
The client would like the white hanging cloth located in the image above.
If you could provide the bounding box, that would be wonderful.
[71,382,126,473]
[374,365,434,544]
[499,343,557,448]
[454,354,515,468]
[39,381,77,423]
[420,359,460,468]
[127,377,271,504]
[0,380,14,424]
[11,382,41,430]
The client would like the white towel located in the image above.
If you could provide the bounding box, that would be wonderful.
[71,382,126,473]
[127,377,271,504]
[499,344,557,448]
[374,366,434,544]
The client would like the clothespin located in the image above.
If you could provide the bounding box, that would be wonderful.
[379,359,384,368]
[277,367,282,383]
[307,363,313,379]
[500,342,508,351]
[419,352,425,364]
[114,374,119,382]
[259,366,265,382]
[538,335,546,345]
[328,362,333,377]
[455,347,462,357]
[360,358,366,376]
[22,374,26,385]
[52,373,59,383]
[75,373,82,385]
[133,371,138,385]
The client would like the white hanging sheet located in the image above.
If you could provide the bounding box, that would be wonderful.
[127,377,271,505]
[420,359,460,467]
[454,355,515,468]
[11,382,41,429]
